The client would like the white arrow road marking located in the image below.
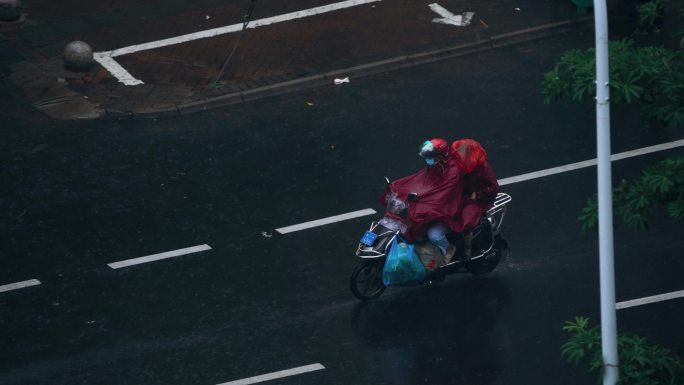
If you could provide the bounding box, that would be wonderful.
[428,3,474,27]
[96,0,383,85]
[107,244,212,269]
[217,363,325,385]
[0,279,41,293]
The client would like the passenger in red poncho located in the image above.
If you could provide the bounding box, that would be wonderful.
[381,138,464,257]
[451,139,500,234]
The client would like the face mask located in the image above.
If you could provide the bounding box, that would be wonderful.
[425,158,435,166]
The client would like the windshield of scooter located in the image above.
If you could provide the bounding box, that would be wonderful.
[385,191,407,215]
[381,191,409,234]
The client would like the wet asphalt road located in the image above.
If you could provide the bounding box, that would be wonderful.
[1,30,684,385]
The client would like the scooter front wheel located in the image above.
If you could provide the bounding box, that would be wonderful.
[350,260,386,300]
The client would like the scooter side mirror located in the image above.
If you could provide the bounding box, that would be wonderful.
[407,192,418,201]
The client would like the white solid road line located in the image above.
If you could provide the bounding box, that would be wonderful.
[93,52,144,86]
[96,0,382,85]
[498,138,684,186]
[107,244,212,269]
[276,208,376,234]
[0,279,41,293]
[108,0,382,57]
[616,289,684,310]
[217,363,325,385]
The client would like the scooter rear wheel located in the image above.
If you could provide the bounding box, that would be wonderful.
[350,260,386,300]
[465,236,508,275]
[465,250,501,275]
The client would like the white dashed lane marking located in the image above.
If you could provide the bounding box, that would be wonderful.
[498,138,684,186]
[276,209,376,234]
[107,244,212,269]
[277,138,684,234]
[616,289,684,310]
[0,279,41,293]
[216,363,325,385]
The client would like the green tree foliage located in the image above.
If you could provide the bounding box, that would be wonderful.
[638,0,684,48]
[548,1,684,230]
[541,40,684,126]
[637,0,665,27]
[579,157,684,230]
[562,317,684,385]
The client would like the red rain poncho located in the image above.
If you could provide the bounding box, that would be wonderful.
[381,157,464,242]
[451,139,499,232]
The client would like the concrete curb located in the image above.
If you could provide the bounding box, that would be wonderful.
[116,16,593,119]
[491,16,593,48]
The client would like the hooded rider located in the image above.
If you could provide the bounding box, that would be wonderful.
[418,138,461,259]
[451,139,499,232]
[450,138,500,258]
[381,138,465,259]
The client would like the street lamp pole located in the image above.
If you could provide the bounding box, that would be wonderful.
[593,1,619,384]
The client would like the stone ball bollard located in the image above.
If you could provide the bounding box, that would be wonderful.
[63,41,94,70]
[0,0,22,21]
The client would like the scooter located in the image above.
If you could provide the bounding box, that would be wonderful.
[350,191,512,300]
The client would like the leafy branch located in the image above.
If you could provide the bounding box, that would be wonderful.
[562,317,684,384]
[637,0,664,26]
[542,40,684,126]
[579,158,684,231]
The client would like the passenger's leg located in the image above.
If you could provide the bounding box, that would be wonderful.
[427,223,450,256]
[464,232,473,258]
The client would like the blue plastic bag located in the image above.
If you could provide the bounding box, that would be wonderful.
[382,237,426,286]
